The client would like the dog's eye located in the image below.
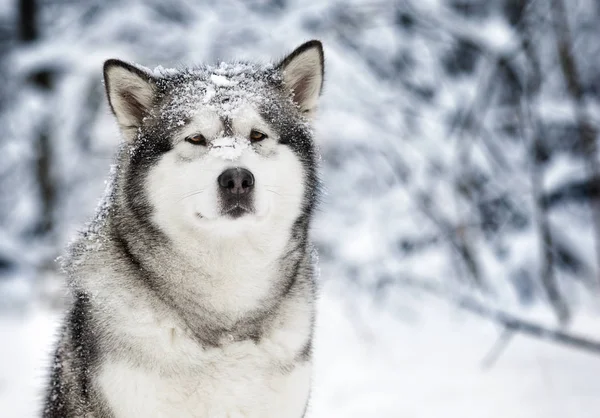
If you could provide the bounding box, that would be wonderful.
[186,134,207,146]
[249,130,267,142]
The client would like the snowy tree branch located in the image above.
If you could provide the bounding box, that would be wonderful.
[394,276,600,356]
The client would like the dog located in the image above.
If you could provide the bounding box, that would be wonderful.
[43,40,324,418]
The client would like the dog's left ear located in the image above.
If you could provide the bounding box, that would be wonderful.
[277,40,324,117]
[103,59,158,142]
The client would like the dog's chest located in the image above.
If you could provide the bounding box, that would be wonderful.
[98,352,311,418]
[97,298,312,417]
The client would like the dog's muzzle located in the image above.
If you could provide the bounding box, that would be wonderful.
[218,167,255,218]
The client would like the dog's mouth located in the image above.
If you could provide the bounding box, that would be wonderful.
[222,202,254,219]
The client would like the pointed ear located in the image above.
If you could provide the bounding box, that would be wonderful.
[103,59,158,142]
[277,40,324,116]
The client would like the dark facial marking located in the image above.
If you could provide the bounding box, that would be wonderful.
[222,116,234,137]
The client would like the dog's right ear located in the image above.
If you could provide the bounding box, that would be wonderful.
[103,59,158,142]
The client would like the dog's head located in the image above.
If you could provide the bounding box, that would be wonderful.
[103,41,323,243]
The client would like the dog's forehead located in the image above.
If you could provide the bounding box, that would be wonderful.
[156,62,281,127]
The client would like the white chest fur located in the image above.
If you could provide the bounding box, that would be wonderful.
[98,354,311,418]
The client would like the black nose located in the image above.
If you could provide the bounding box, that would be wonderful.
[218,168,255,195]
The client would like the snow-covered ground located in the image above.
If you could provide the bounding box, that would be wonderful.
[2,284,600,418]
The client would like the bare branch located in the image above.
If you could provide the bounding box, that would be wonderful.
[481,328,515,369]
[551,0,600,288]
[394,275,600,356]
[519,6,570,324]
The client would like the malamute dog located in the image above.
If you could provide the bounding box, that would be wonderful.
[43,40,324,418]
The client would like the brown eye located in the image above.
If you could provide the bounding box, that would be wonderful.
[250,130,267,142]
[186,134,207,146]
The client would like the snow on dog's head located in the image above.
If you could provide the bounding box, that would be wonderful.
[103,41,324,241]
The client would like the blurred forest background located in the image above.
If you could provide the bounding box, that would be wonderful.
[2,0,600,416]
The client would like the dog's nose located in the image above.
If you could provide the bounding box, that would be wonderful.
[218,168,255,195]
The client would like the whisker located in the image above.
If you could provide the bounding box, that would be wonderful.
[265,188,298,198]
[178,189,206,202]
[266,188,283,197]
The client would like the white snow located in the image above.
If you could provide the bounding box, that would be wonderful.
[159,63,272,127]
[210,74,237,87]
[0,310,60,418]
[152,65,179,77]
[203,85,216,104]
[209,137,249,161]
